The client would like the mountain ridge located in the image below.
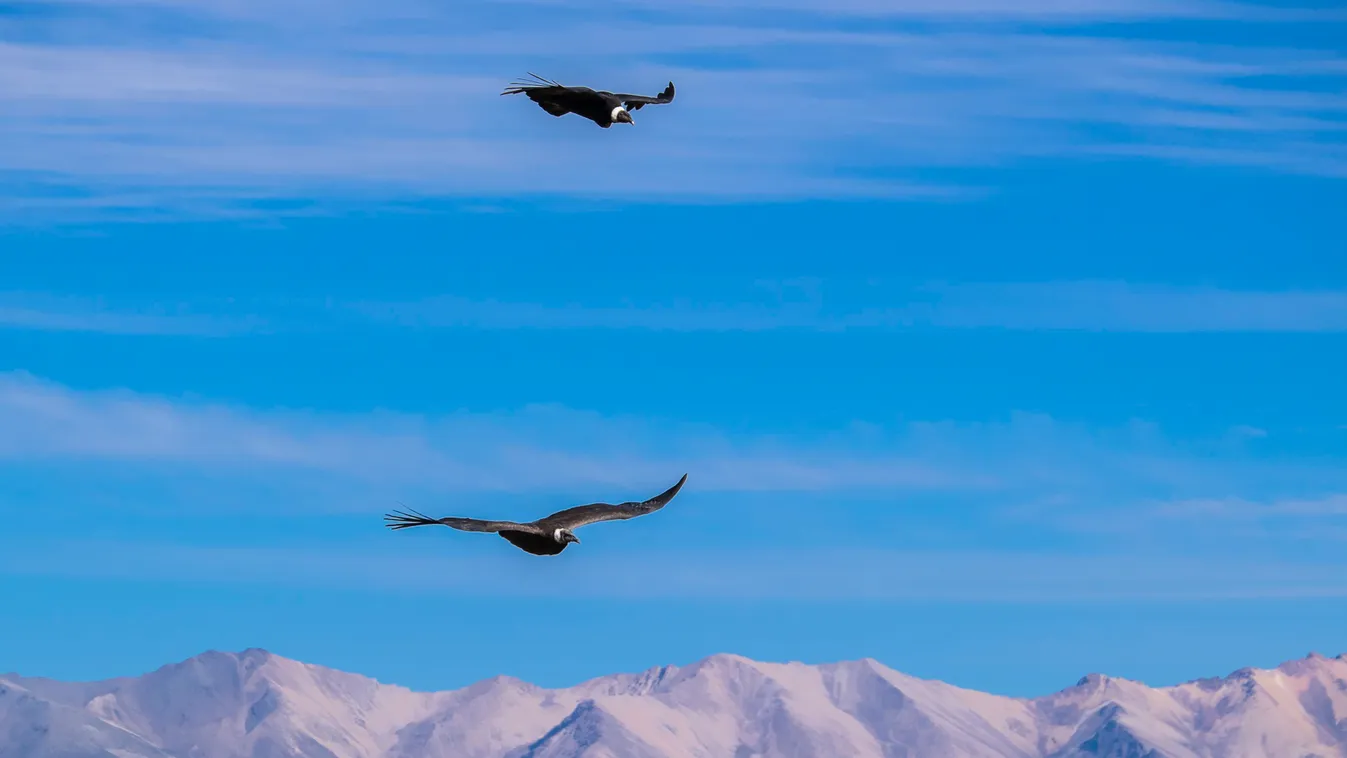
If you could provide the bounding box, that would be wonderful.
[2,648,1345,757]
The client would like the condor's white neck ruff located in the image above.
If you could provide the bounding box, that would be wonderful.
[611,106,629,121]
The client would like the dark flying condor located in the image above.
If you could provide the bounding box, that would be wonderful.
[384,474,688,556]
[501,72,676,128]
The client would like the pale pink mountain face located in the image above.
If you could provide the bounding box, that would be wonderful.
[2,649,1345,758]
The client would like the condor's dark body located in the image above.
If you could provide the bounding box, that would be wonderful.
[385,474,688,556]
[500,529,568,556]
[502,73,676,128]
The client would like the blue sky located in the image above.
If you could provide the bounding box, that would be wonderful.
[1,0,1346,698]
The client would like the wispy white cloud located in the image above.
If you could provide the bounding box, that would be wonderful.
[911,281,1347,332]
[6,281,1347,334]
[344,281,1347,333]
[1151,493,1347,519]
[361,281,1347,332]
[2,0,1343,218]
[1011,491,1347,548]
[4,372,1345,599]
[0,371,999,494]
[500,0,1347,23]
[1,371,1342,506]
[0,293,260,335]
[25,0,1324,25]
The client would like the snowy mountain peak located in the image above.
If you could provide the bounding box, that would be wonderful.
[3,649,1344,758]
[1072,672,1108,688]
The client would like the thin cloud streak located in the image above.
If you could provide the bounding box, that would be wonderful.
[321,281,1347,333]
[1151,494,1347,519]
[0,294,260,336]
[25,0,1327,23]
[915,282,1347,332]
[1006,490,1347,548]
[6,282,1347,335]
[512,0,1341,23]
[3,538,1346,601]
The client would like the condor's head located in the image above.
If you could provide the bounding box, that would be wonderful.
[611,106,633,125]
[552,528,580,545]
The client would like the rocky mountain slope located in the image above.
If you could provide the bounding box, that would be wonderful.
[3,648,1344,757]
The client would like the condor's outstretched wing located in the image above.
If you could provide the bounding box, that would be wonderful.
[536,474,687,531]
[612,82,675,110]
[384,508,543,534]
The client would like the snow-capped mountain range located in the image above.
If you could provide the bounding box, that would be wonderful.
[2,649,1344,758]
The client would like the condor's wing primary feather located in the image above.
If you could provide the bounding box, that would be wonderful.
[537,474,687,530]
[500,72,569,96]
[613,82,675,110]
[384,508,542,534]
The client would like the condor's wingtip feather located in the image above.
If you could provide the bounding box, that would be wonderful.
[528,72,563,86]
[647,473,688,505]
[509,72,562,87]
[383,507,439,529]
[502,72,563,95]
